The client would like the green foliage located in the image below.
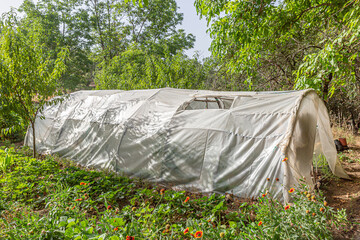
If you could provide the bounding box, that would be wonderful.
[0,13,68,156]
[295,1,360,99]
[18,0,195,91]
[313,155,338,181]
[0,107,26,140]
[0,148,13,173]
[0,147,348,239]
[95,47,207,90]
[19,0,94,90]
[125,0,149,7]
[195,0,360,99]
[116,0,195,56]
[254,186,347,239]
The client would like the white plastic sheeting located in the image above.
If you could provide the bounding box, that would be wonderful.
[25,88,349,201]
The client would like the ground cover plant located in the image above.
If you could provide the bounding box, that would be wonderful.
[0,146,348,239]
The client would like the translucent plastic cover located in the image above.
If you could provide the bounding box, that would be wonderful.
[25,88,349,201]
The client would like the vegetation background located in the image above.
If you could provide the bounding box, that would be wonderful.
[0,0,360,239]
[0,0,359,141]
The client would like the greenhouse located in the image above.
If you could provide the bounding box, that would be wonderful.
[25,88,349,201]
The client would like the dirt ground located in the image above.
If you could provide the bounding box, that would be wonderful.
[323,128,360,239]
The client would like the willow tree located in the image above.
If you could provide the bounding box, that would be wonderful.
[0,14,68,157]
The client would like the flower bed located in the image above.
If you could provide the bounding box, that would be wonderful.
[0,147,348,239]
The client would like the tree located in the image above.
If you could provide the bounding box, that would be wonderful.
[89,0,195,61]
[19,0,94,90]
[119,0,195,56]
[95,46,207,90]
[195,0,360,132]
[18,0,195,90]
[195,0,360,98]
[0,14,68,156]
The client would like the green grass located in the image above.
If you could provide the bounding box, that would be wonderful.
[0,147,348,239]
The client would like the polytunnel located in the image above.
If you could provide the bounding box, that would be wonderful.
[25,88,349,202]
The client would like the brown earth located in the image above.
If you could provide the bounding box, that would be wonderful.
[323,128,360,239]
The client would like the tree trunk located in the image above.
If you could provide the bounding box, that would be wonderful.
[350,111,359,135]
[322,73,332,103]
[31,121,36,158]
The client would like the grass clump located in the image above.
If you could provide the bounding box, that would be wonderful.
[0,147,348,239]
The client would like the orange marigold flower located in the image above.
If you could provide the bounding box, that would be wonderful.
[288,188,295,193]
[184,196,190,203]
[126,236,135,240]
[320,207,325,212]
[276,178,279,181]
[75,198,82,201]
[194,231,203,238]
[312,212,316,216]
[160,188,165,195]
[284,205,290,210]
[80,182,87,186]
[107,205,112,210]
[258,221,263,226]
[266,178,270,181]
[282,157,288,162]
[306,210,310,214]
[114,227,119,231]
[324,201,328,206]
[183,228,189,234]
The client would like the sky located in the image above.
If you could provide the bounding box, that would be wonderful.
[0,0,212,58]
[176,0,212,58]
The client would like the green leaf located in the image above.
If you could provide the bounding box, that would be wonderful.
[58,221,67,227]
[109,236,120,240]
[229,221,237,228]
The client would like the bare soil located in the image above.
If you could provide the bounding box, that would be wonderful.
[324,128,360,239]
